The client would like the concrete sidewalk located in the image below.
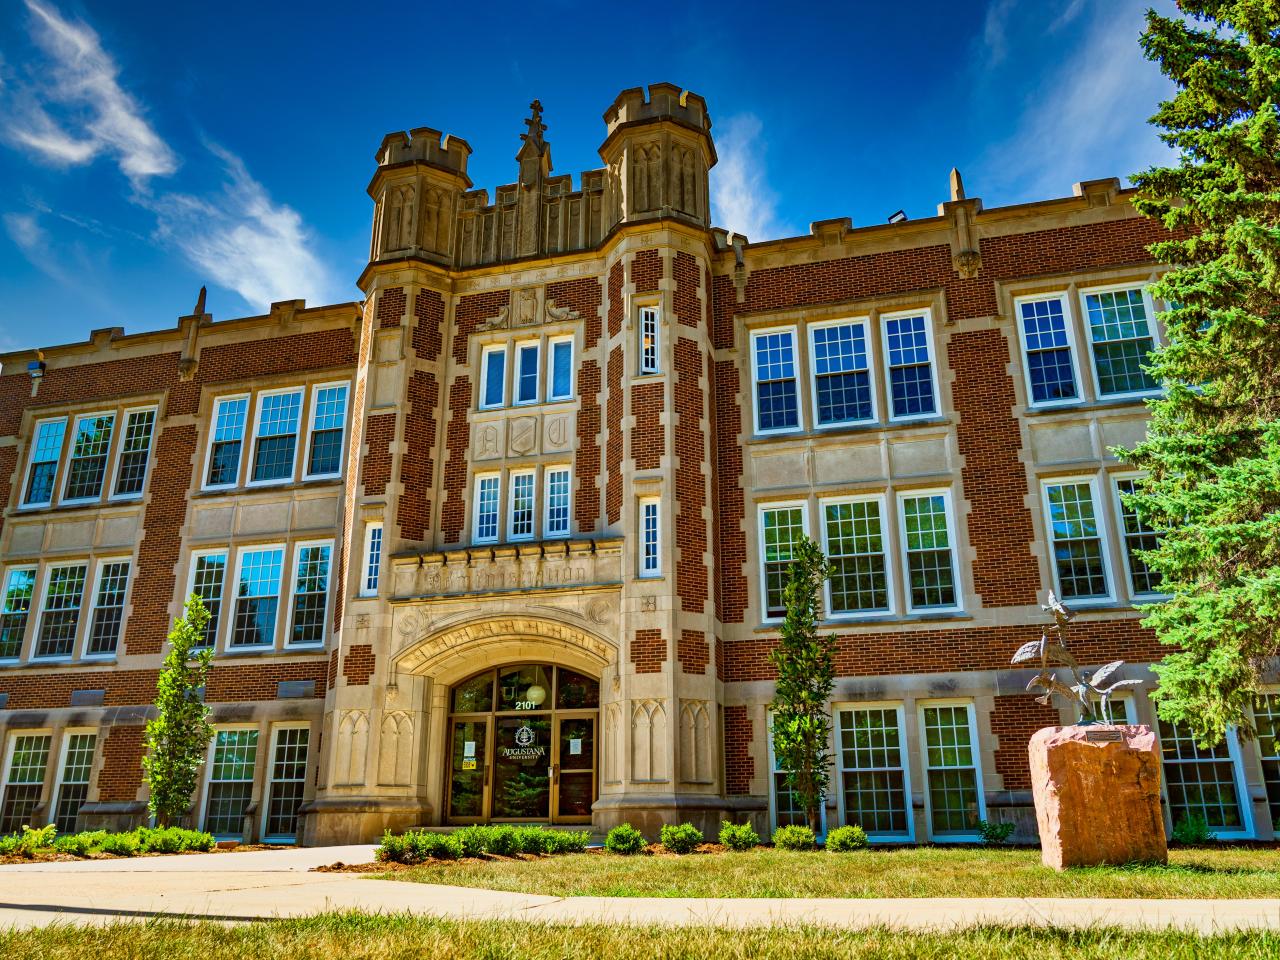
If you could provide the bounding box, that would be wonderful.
[1,846,1278,933]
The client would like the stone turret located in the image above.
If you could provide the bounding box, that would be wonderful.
[368,127,472,265]
[599,82,715,231]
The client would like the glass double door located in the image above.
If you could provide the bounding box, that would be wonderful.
[447,713,596,823]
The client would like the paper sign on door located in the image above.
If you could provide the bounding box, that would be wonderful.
[461,759,476,770]
[463,741,476,758]
[569,738,582,756]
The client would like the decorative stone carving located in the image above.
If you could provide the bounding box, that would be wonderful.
[585,596,612,625]
[508,415,538,455]
[377,711,415,786]
[392,539,623,601]
[333,710,369,786]
[544,414,571,451]
[630,699,669,782]
[479,286,582,332]
[474,423,501,460]
[396,615,616,676]
[679,700,713,783]
[604,702,623,783]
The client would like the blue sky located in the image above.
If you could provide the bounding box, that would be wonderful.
[0,0,1176,354]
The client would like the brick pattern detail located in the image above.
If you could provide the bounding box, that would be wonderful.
[632,249,662,293]
[677,629,710,675]
[398,369,438,541]
[992,695,1061,791]
[630,381,664,470]
[335,307,373,633]
[950,328,1039,605]
[722,618,1164,683]
[342,644,376,685]
[713,360,747,622]
[98,726,144,803]
[0,446,16,545]
[124,424,196,656]
[377,286,406,328]
[328,648,340,690]
[548,276,603,349]
[0,669,159,710]
[440,376,473,544]
[982,217,1171,281]
[724,705,754,796]
[412,288,445,360]
[453,290,509,364]
[0,353,181,435]
[630,628,666,673]
[361,413,396,496]
[607,261,624,338]
[192,328,356,396]
[673,252,701,328]
[605,347,623,525]
[675,337,709,612]
[575,359,601,534]
[205,660,328,701]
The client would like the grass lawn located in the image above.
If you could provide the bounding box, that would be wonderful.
[382,846,1280,899]
[4,914,1279,960]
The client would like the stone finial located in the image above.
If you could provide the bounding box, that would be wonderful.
[950,168,965,202]
[523,100,546,151]
[193,285,207,317]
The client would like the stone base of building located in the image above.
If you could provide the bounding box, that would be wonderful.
[76,801,148,834]
[593,794,768,840]
[299,798,434,846]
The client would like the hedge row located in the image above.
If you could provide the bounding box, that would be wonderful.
[0,824,216,858]
[376,825,590,864]
[605,821,870,854]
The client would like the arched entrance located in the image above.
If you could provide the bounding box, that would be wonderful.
[445,663,600,824]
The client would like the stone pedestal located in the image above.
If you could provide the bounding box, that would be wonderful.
[1029,724,1167,870]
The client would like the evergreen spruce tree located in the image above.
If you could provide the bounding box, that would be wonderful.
[142,596,215,825]
[1121,1,1280,744]
[769,535,834,835]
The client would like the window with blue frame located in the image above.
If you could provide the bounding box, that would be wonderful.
[753,329,800,432]
[812,322,873,426]
[516,343,540,404]
[1019,298,1079,404]
[481,347,507,409]
[884,315,936,418]
[549,339,574,401]
[1083,288,1159,396]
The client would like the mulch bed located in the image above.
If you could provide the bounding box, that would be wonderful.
[0,843,292,866]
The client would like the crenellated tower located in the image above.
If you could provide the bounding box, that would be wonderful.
[368,128,472,265]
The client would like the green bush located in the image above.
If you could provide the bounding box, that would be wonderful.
[513,826,551,855]
[717,820,759,851]
[16,824,56,856]
[408,831,463,862]
[1173,815,1216,845]
[96,832,139,856]
[485,825,521,857]
[542,829,590,854]
[825,824,868,852]
[659,822,703,855]
[604,823,646,855]
[977,819,1016,846]
[453,825,492,858]
[53,833,95,857]
[135,826,216,853]
[772,824,816,851]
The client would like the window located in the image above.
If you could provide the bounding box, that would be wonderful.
[305,383,348,479]
[265,726,309,842]
[769,722,809,830]
[811,321,873,426]
[1115,478,1162,597]
[35,563,87,658]
[823,498,889,615]
[515,342,540,404]
[639,307,660,374]
[474,474,500,543]
[1254,693,1280,830]
[883,314,936,418]
[53,732,96,834]
[508,470,535,540]
[86,560,130,657]
[752,329,800,433]
[1017,297,1079,405]
[190,552,227,649]
[289,543,330,646]
[480,346,507,409]
[112,408,156,498]
[250,390,302,483]
[837,706,910,839]
[1044,480,1111,601]
[900,493,959,611]
[0,734,51,834]
[204,729,258,839]
[549,338,574,401]
[760,505,806,619]
[921,703,983,839]
[1083,287,1159,396]
[231,547,283,648]
[206,396,249,487]
[63,413,115,501]
[1159,718,1248,837]
[640,498,661,577]
[22,418,66,507]
[545,468,571,538]
[361,523,383,597]
[0,568,35,660]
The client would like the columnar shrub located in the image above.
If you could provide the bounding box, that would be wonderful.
[718,821,760,851]
[659,822,703,854]
[772,824,816,851]
[825,825,868,852]
[604,824,646,855]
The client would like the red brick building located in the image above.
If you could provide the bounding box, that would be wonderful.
[1,85,1276,844]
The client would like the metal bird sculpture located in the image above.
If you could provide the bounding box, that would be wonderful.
[1010,593,1138,725]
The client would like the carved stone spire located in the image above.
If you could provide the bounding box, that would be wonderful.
[517,98,552,187]
[950,167,965,202]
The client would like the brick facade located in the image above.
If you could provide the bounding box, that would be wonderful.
[724,705,754,796]
[630,628,666,673]
[992,695,1061,792]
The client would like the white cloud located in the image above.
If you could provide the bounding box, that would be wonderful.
[982,0,1019,65]
[5,0,176,187]
[710,113,791,242]
[146,144,340,311]
[3,210,46,254]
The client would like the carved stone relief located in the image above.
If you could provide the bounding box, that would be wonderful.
[508,416,538,456]
[333,710,369,786]
[631,699,669,783]
[474,423,502,460]
[604,702,623,784]
[544,414,571,452]
[377,711,415,786]
[679,700,714,784]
